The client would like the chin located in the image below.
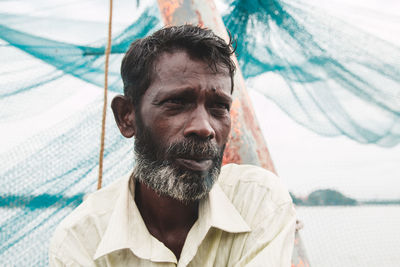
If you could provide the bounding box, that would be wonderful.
[134,157,221,203]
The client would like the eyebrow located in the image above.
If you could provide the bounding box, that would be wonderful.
[151,86,232,104]
[151,87,195,104]
[209,90,233,104]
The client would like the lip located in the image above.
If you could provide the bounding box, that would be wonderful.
[175,158,213,172]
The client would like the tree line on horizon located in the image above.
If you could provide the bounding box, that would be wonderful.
[291,189,400,206]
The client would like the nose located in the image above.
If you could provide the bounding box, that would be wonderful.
[183,107,215,140]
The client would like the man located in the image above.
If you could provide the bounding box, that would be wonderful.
[50,25,296,266]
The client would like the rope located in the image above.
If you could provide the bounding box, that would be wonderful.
[97,0,113,190]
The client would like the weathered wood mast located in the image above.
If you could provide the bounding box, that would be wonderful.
[156,0,310,266]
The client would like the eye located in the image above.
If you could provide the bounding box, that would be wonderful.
[165,98,184,105]
[209,102,230,117]
[213,102,230,111]
[161,98,186,111]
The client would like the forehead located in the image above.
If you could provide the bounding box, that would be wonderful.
[149,51,231,95]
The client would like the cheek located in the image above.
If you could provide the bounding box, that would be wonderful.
[152,117,183,143]
[215,116,231,144]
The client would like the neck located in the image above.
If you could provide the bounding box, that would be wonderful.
[134,179,199,259]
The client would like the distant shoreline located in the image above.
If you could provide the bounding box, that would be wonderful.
[290,189,400,206]
[295,202,400,207]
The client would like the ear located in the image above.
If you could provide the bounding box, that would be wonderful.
[111,95,136,138]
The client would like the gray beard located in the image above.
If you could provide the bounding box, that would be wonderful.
[132,139,224,203]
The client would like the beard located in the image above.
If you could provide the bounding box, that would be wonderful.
[132,118,225,203]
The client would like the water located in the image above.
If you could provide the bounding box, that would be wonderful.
[296,205,400,267]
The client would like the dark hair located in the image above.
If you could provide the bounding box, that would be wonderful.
[120,25,236,107]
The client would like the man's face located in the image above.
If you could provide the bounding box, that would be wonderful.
[133,50,232,202]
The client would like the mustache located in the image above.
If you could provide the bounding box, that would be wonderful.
[165,138,221,160]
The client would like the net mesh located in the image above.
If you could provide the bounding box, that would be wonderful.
[1,0,399,265]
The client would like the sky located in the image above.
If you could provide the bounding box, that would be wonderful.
[250,89,400,200]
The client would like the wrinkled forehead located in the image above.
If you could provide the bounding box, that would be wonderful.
[151,49,230,79]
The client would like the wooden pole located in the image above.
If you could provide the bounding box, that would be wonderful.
[157,0,276,172]
[156,0,310,266]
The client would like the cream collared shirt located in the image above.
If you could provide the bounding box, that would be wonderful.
[49,164,296,267]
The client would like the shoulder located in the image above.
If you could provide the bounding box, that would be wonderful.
[217,164,293,226]
[218,163,292,205]
[49,175,129,264]
[54,175,127,231]
[217,165,296,266]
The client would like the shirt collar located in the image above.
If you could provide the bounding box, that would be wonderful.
[203,183,250,233]
[93,175,176,262]
[174,183,251,266]
[93,174,250,262]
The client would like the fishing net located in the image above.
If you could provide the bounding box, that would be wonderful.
[1,0,399,265]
